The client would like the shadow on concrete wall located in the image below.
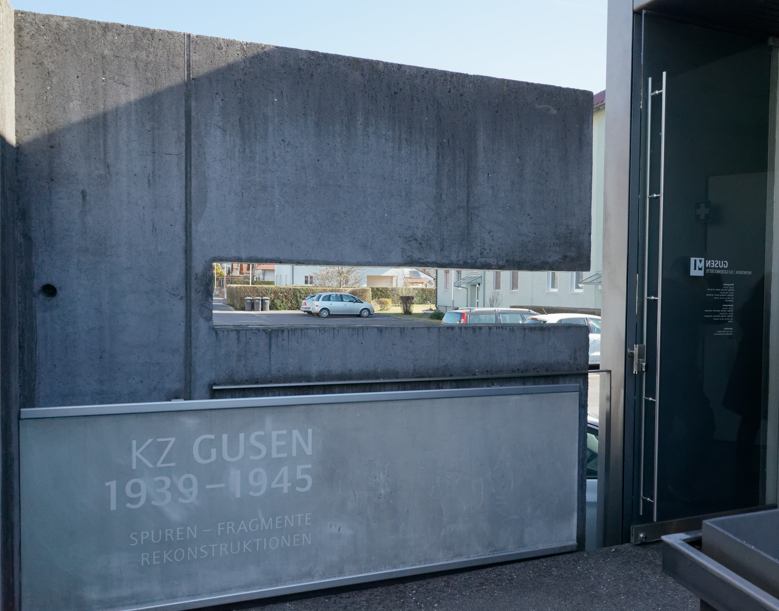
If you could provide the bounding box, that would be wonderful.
[5,13,592,408]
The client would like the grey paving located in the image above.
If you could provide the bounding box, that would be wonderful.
[210,543,696,611]
[213,301,438,328]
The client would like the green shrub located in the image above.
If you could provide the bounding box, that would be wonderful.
[429,310,445,320]
[226,285,372,311]
[377,298,393,311]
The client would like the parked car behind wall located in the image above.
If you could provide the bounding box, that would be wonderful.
[441,308,538,324]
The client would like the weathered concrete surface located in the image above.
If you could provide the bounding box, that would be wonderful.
[190,35,593,271]
[14,13,188,406]
[8,11,592,409]
[204,324,589,397]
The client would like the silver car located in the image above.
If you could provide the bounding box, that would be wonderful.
[311,293,374,318]
[441,308,538,324]
[300,294,318,315]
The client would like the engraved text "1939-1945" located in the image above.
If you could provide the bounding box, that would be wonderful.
[104,429,314,511]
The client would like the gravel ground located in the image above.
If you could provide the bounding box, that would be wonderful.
[207,543,696,611]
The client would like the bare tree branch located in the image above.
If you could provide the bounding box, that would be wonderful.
[312,266,364,288]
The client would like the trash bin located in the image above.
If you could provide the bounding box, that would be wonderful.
[261,297,270,311]
[244,296,253,311]
[253,297,262,311]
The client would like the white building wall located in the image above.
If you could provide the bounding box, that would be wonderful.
[271,265,404,287]
[437,269,600,312]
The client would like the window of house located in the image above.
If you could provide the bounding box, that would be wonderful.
[570,271,584,293]
[456,270,463,289]
[547,272,558,292]
[510,271,519,291]
[444,270,450,289]
[494,271,501,290]
[304,275,314,285]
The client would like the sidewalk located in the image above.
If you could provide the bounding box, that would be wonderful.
[211,298,437,327]
[213,543,695,611]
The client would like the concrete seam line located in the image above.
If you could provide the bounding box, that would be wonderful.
[184,32,193,400]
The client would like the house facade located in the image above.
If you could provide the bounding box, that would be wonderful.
[272,265,434,288]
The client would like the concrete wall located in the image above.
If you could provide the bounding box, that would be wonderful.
[8,11,592,409]
[591,100,605,281]
[14,13,188,407]
[0,11,593,610]
[436,101,605,314]
[206,323,589,395]
[189,35,592,272]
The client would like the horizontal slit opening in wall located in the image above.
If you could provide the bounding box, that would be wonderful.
[211,262,601,328]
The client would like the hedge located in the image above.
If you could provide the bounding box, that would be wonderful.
[225,279,274,286]
[226,285,372,311]
[376,298,393,311]
[369,287,436,305]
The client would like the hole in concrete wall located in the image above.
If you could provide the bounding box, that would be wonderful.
[40,284,58,299]
[211,263,602,328]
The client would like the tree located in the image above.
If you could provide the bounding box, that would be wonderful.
[488,290,503,307]
[312,266,364,288]
[213,262,226,294]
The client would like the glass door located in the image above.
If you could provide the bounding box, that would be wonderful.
[636,13,775,525]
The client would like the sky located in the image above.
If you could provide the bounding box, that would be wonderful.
[11,0,607,93]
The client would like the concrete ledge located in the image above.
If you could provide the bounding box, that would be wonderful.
[198,323,589,400]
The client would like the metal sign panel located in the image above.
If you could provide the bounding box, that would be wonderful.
[20,386,582,611]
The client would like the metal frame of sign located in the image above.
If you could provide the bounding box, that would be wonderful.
[20,385,584,611]
[22,385,579,419]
